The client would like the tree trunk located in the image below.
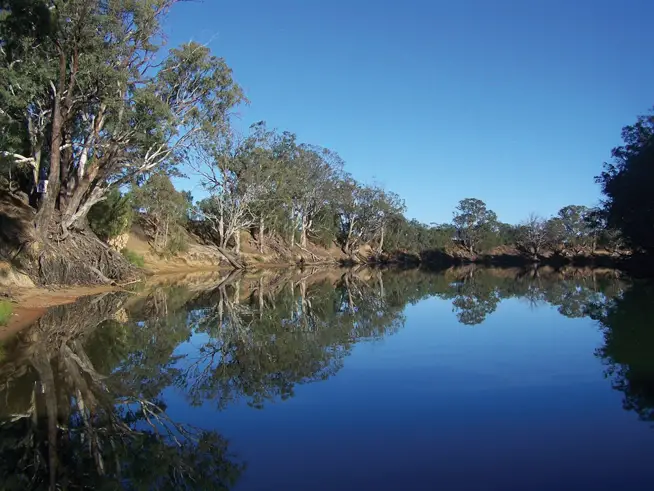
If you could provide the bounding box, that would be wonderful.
[31,349,59,490]
[345,276,355,313]
[259,216,265,253]
[300,279,307,314]
[235,229,241,255]
[345,220,354,254]
[258,277,264,318]
[301,215,308,248]
[219,198,225,248]
[163,219,169,251]
[377,224,384,253]
[36,92,65,231]
[233,279,241,304]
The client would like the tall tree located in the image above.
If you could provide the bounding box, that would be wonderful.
[286,144,342,248]
[193,126,276,255]
[0,1,244,236]
[597,110,654,253]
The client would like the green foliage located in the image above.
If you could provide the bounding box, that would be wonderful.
[121,248,145,268]
[0,301,12,326]
[452,198,499,254]
[87,188,133,241]
[0,0,245,236]
[556,205,592,254]
[384,217,455,253]
[133,174,190,255]
[596,283,654,421]
[597,110,654,253]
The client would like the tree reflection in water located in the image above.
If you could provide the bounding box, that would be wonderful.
[594,283,654,422]
[0,293,242,490]
[0,265,651,489]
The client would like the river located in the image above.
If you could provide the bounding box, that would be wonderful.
[0,267,653,490]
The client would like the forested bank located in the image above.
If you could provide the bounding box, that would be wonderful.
[1,1,653,287]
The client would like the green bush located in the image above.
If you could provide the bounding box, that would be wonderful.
[164,226,189,256]
[88,188,134,241]
[0,300,13,326]
[121,248,145,268]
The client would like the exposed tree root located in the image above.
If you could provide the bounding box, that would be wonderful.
[26,230,139,286]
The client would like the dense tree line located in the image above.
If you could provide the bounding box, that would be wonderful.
[383,199,623,259]
[0,0,406,274]
[0,0,651,280]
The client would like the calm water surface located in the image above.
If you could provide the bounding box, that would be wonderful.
[1,268,654,490]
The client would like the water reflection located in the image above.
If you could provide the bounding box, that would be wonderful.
[0,293,243,490]
[595,283,654,422]
[0,266,652,489]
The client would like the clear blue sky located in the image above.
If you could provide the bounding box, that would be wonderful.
[165,0,654,225]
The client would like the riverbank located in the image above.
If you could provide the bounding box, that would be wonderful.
[0,282,129,341]
[0,264,356,342]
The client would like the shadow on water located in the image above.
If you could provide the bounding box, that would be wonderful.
[0,266,653,488]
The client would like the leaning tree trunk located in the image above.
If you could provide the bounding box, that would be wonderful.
[377,225,385,253]
[345,220,354,254]
[300,215,310,248]
[219,199,225,248]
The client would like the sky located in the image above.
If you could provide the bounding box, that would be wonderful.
[164,0,654,225]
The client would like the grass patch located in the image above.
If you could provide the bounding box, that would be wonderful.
[0,300,13,326]
[121,248,145,268]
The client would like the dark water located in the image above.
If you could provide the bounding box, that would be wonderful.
[1,267,654,490]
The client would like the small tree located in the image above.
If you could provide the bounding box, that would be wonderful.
[545,217,567,254]
[132,174,190,254]
[516,213,548,259]
[452,198,498,254]
[87,188,133,241]
[557,205,591,254]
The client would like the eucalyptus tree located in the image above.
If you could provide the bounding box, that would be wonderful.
[452,198,498,254]
[132,173,191,254]
[193,132,267,254]
[335,179,402,255]
[556,205,592,254]
[286,144,343,248]
[0,0,244,278]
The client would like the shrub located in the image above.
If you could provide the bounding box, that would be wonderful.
[164,226,189,256]
[88,188,134,241]
[0,300,12,326]
[121,248,145,268]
